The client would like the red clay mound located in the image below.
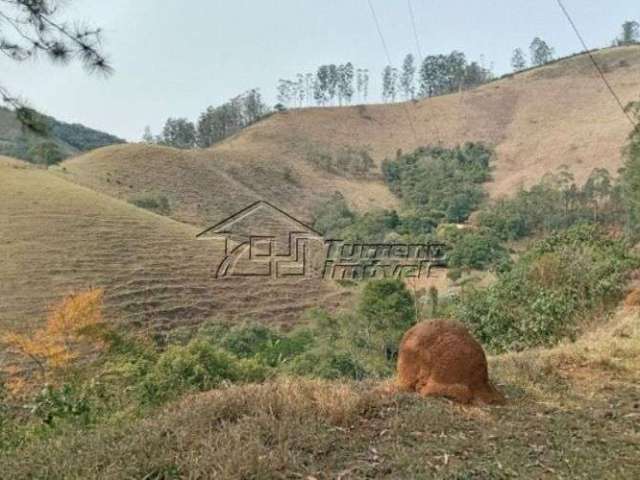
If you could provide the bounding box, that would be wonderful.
[624,288,640,307]
[396,320,505,405]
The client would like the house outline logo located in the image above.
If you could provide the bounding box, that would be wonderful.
[196,200,323,278]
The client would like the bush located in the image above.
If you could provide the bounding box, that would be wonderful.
[129,193,171,214]
[444,229,511,271]
[216,323,313,367]
[141,340,269,403]
[31,384,92,427]
[454,225,638,352]
[287,346,368,380]
[358,279,416,358]
[27,142,65,165]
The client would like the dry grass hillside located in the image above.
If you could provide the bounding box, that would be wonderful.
[57,46,640,228]
[0,156,349,333]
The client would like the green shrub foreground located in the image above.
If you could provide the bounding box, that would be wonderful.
[454,224,638,352]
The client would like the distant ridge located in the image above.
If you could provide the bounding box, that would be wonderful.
[60,45,640,225]
[0,106,124,164]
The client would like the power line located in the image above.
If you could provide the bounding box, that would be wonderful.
[555,0,639,135]
[406,0,442,144]
[366,0,419,143]
[406,0,423,62]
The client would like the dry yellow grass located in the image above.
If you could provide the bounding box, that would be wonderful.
[0,160,350,334]
[55,46,640,228]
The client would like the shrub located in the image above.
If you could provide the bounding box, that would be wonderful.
[129,192,171,214]
[141,339,269,403]
[454,225,637,352]
[287,346,368,380]
[445,229,511,271]
[216,323,313,367]
[27,141,65,165]
[30,384,92,427]
[358,279,416,358]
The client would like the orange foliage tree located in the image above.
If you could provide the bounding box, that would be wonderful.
[1,289,105,380]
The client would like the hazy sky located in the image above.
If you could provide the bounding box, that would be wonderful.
[2,0,638,140]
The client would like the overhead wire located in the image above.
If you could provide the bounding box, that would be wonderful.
[366,0,420,144]
[555,0,639,135]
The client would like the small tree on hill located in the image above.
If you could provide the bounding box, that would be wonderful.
[511,48,527,71]
[142,126,155,144]
[400,54,416,100]
[160,118,196,149]
[27,141,64,165]
[616,21,640,46]
[530,37,555,66]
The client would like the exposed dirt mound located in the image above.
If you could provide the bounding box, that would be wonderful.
[624,288,640,307]
[396,319,504,405]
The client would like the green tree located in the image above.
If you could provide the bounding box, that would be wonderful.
[530,37,554,66]
[400,54,416,100]
[511,48,527,71]
[142,126,154,144]
[27,141,64,165]
[583,168,611,222]
[314,65,331,106]
[463,61,491,89]
[337,63,355,105]
[382,65,398,102]
[616,20,640,46]
[620,102,640,235]
[160,118,196,149]
[359,279,415,357]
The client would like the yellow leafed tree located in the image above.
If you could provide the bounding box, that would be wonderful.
[1,289,105,380]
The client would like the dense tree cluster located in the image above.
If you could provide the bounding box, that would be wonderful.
[314,143,494,243]
[47,116,124,151]
[147,89,269,149]
[279,53,493,107]
[277,63,361,107]
[478,167,622,241]
[382,143,493,222]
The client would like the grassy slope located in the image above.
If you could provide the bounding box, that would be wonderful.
[0,156,349,332]
[3,304,638,479]
[57,46,640,228]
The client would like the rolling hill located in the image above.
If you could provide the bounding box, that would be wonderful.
[57,45,640,229]
[0,156,349,333]
[2,46,640,335]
